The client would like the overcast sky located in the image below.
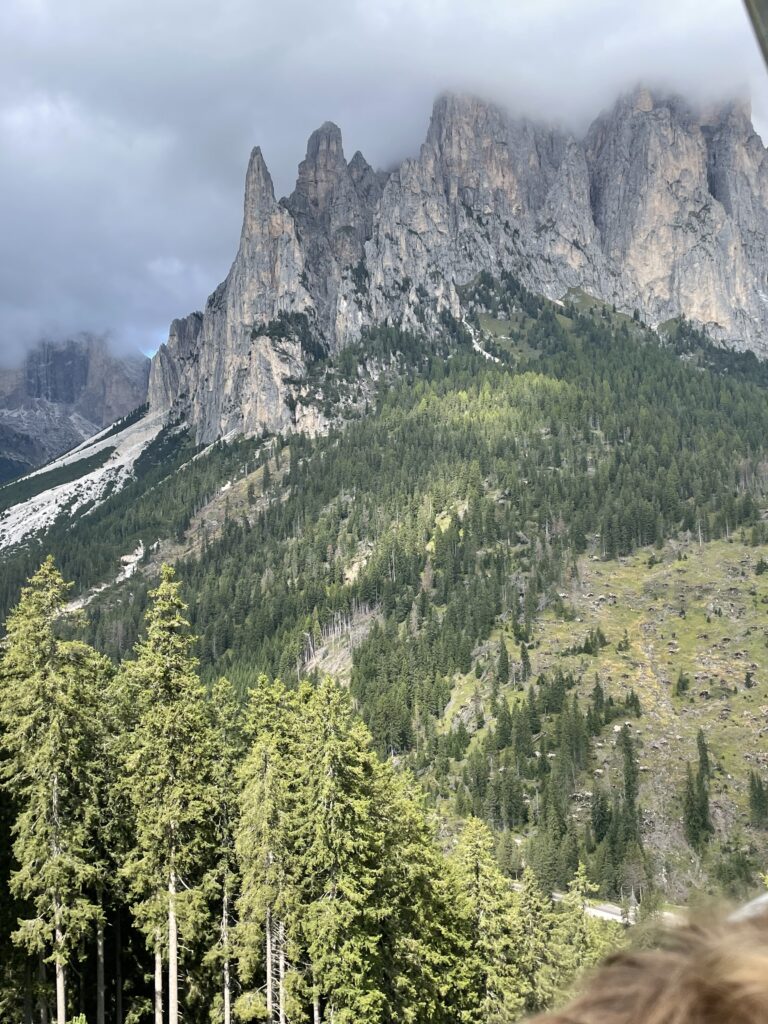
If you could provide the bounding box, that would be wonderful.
[0,0,766,365]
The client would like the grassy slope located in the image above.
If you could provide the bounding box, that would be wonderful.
[437,535,768,898]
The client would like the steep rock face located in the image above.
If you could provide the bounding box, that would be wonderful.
[149,148,313,441]
[0,335,149,478]
[149,88,768,443]
[585,90,768,340]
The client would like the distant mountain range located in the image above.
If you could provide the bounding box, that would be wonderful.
[148,87,768,444]
[0,335,149,482]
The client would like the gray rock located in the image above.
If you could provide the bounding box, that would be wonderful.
[149,88,768,443]
[0,335,149,478]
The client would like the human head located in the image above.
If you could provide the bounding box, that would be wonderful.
[528,910,768,1024]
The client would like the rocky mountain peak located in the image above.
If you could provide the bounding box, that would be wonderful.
[0,335,149,480]
[148,88,768,445]
[244,146,275,206]
[288,121,347,222]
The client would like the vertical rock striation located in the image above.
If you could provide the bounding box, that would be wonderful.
[149,88,768,443]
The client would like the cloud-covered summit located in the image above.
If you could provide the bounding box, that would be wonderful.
[0,0,766,364]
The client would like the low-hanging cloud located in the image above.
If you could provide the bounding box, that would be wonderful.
[0,0,766,365]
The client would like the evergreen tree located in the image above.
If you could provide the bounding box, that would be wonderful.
[697,729,711,779]
[495,698,513,751]
[520,643,531,683]
[451,819,525,1023]
[496,641,509,686]
[538,863,604,1003]
[515,867,555,1014]
[236,678,307,1023]
[496,830,522,877]
[749,771,768,829]
[301,679,390,1023]
[683,763,712,850]
[0,558,112,1024]
[120,564,217,1024]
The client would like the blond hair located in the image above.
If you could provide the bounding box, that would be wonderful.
[529,910,768,1024]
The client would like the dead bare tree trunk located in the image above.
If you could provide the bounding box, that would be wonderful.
[154,931,163,1024]
[266,908,273,1021]
[169,870,178,1024]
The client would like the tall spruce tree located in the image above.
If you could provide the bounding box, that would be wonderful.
[0,557,112,1024]
[207,677,245,1024]
[120,564,217,1024]
[235,677,305,1023]
[749,771,768,828]
[451,818,525,1023]
[538,863,619,1003]
[237,676,464,1024]
[682,763,712,850]
[515,867,556,1014]
[301,679,389,1023]
[497,642,509,686]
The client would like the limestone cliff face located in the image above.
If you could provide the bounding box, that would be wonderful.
[149,88,768,442]
[585,90,768,341]
[0,335,149,478]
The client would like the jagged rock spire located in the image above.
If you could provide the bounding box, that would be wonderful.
[149,88,768,446]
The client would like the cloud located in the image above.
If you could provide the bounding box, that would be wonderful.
[0,0,765,364]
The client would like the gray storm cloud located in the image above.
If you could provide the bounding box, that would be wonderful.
[0,0,766,365]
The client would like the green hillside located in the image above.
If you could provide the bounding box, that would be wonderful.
[2,276,765,892]
[4,275,768,1018]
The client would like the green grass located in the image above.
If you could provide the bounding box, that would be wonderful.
[522,539,768,831]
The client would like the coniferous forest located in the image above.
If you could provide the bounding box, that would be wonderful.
[0,558,620,1022]
[3,276,768,1020]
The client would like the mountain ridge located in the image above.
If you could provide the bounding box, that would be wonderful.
[0,334,150,480]
[148,86,768,444]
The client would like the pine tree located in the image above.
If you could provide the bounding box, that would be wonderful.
[496,830,522,877]
[301,679,389,1024]
[515,867,556,1014]
[120,564,217,1024]
[451,819,525,1023]
[682,763,712,850]
[236,678,307,1023]
[237,676,462,1024]
[0,557,112,1024]
[619,726,638,807]
[496,641,509,686]
[537,863,613,1003]
[697,729,711,779]
[208,677,245,1024]
[749,771,768,828]
[520,642,531,682]
[495,698,512,750]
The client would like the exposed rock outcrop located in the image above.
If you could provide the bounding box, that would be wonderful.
[149,88,768,443]
[0,335,149,480]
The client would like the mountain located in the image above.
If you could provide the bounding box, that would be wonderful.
[4,266,768,1016]
[148,87,768,444]
[5,279,768,905]
[4,85,768,996]
[0,334,150,481]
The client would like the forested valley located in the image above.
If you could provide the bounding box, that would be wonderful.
[3,275,768,1021]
